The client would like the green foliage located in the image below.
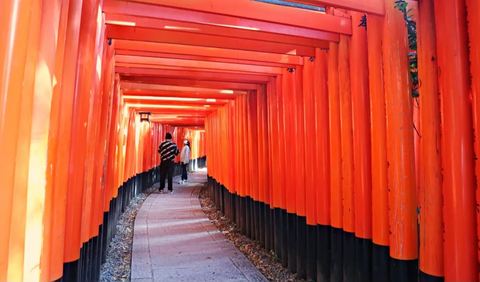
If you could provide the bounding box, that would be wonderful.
[395,0,419,98]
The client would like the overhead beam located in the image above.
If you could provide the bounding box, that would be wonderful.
[115,63,273,76]
[115,55,284,75]
[103,0,349,37]
[114,40,303,65]
[151,119,205,123]
[106,25,319,56]
[123,97,229,106]
[124,101,223,109]
[283,0,384,15]
[152,122,206,127]
[126,108,213,115]
[115,67,272,83]
[150,113,205,118]
[115,50,298,68]
[120,83,247,95]
[119,76,260,90]
[123,90,240,100]
[105,14,338,45]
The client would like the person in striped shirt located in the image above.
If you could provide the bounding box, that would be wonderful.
[158,132,179,194]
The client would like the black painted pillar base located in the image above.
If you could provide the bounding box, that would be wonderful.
[296,216,307,280]
[280,209,288,268]
[372,243,390,282]
[212,180,217,208]
[306,224,317,281]
[63,260,80,282]
[331,227,343,282]
[317,224,331,282]
[270,207,275,252]
[274,208,283,262]
[240,197,247,235]
[254,200,261,242]
[224,187,230,219]
[390,258,418,282]
[355,237,372,282]
[258,202,265,246]
[235,194,241,226]
[245,197,251,239]
[215,181,220,210]
[287,213,297,273]
[245,197,251,237]
[264,204,271,250]
[250,198,255,241]
[220,184,225,215]
[343,231,356,282]
[419,271,444,282]
[230,192,236,223]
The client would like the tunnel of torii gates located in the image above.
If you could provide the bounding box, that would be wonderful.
[3,0,480,281]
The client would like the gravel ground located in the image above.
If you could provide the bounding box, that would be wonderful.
[99,183,159,282]
[198,183,304,282]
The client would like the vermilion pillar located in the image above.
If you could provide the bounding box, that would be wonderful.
[328,40,342,282]
[303,56,317,281]
[434,0,477,280]
[0,0,34,279]
[91,35,114,236]
[8,1,42,280]
[348,10,372,282]
[104,74,121,211]
[39,0,65,280]
[314,48,331,282]
[417,0,444,280]
[339,31,355,282]
[366,14,390,282]
[294,65,307,280]
[383,0,418,280]
[64,0,99,264]
[466,1,480,280]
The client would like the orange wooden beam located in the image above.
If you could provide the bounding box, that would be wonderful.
[127,108,212,115]
[123,90,240,100]
[119,76,260,90]
[150,114,206,119]
[136,104,223,110]
[152,122,205,126]
[115,67,271,83]
[103,0,349,37]
[120,83,246,95]
[126,103,217,110]
[122,98,229,107]
[115,50,298,68]
[114,40,303,65]
[150,117,205,122]
[116,0,351,34]
[105,14,337,46]
[106,25,319,56]
[115,62,275,76]
[150,116,206,123]
[115,55,284,75]
[286,0,384,15]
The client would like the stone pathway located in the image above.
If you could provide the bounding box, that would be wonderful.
[131,170,268,282]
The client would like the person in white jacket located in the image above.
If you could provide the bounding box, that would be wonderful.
[179,139,191,184]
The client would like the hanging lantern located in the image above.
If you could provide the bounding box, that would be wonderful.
[138,111,151,123]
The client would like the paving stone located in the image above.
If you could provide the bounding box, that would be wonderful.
[153,266,249,282]
[131,171,267,282]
